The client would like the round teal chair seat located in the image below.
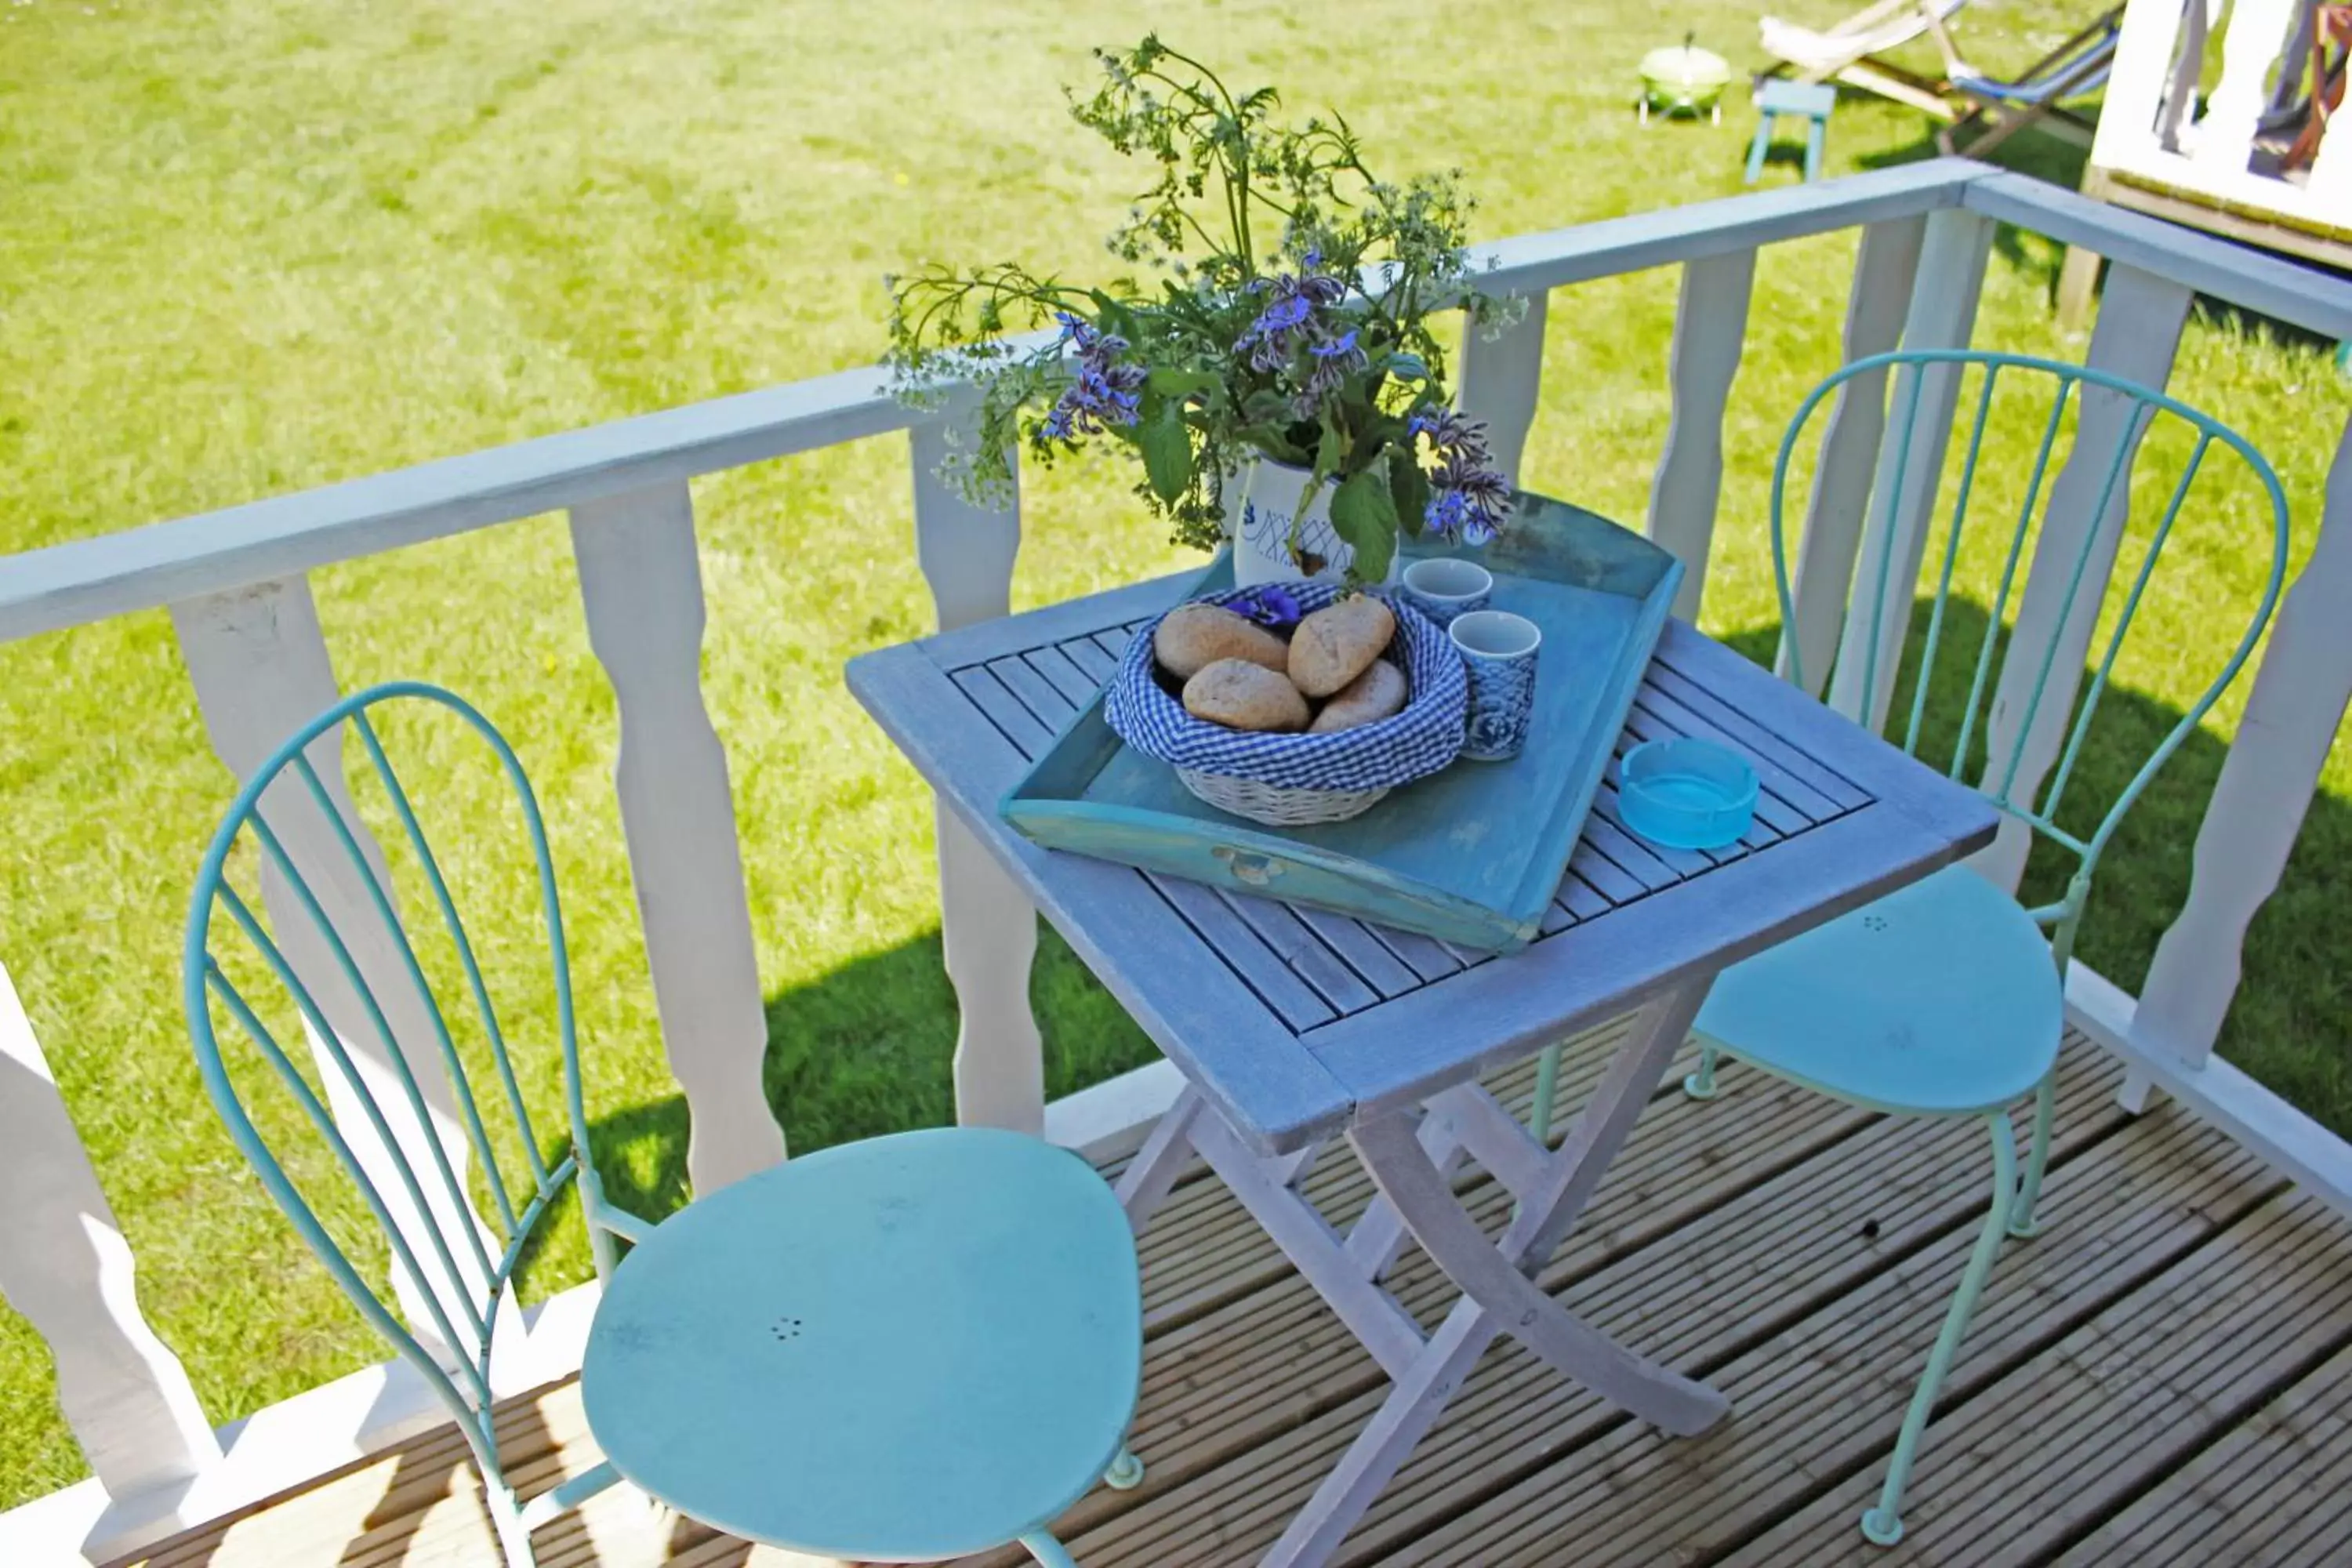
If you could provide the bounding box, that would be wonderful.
[582,1126,1142,1562]
[1693,866,2062,1116]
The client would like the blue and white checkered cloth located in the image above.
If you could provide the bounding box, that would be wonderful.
[1105,583,1468,791]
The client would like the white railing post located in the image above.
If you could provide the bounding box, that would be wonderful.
[1780,216,1927,697]
[572,481,786,1189]
[2132,409,2352,1097]
[1973,263,2194,893]
[1457,292,1549,488]
[172,576,513,1372]
[1646,249,1758,622]
[0,960,219,1531]
[909,401,1045,1135]
[1828,208,1994,731]
[2194,0,2298,174]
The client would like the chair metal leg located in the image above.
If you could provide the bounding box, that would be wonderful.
[1104,1443,1145,1490]
[1684,1042,1722,1101]
[1804,115,1827,181]
[1745,115,1773,183]
[1021,1531,1080,1568]
[2009,1074,2056,1238]
[1530,1042,1565,1144]
[486,1481,538,1568]
[1861,1111,2019,1548]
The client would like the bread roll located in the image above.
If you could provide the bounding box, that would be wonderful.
[1181,659,1310,732]
[1154,603,1290,681]
[1287,596,1397,698]
[1308,659,1408,734]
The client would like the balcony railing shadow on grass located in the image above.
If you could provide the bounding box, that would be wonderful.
[511,926,1157,1289]
[516,600,2345,1267]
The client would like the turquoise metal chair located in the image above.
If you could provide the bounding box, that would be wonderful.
[184,682,1143,1567]
[1530,350,2289,1545]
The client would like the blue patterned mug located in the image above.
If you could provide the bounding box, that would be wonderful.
[1448,610,1541,762]
[1399,557,1493,627]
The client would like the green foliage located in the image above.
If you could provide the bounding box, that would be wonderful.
[885,37,1512,568]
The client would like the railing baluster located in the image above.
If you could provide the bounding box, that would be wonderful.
[1646,249,1757,622]
[172,576,512,1370]
[2132,409,2352,1100]
[1780,216,1927,697]
[0,959,219,1526]
[1827,208,1994,731]
[1457,292,1549,488]
[1972,263,2194,892]
[2194,0,2297,174]
[571,481,786,1188]
[909,397,1045,1135]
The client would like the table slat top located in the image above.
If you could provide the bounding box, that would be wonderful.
[849,571,1996,1152]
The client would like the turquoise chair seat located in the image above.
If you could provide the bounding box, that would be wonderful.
[1695,866,2061,1116]
[583,1125,1142,1562]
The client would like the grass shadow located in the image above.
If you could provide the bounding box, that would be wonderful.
[521,924,1159,1238]
[539,609,2345,1202]
[1855,117,2090,292]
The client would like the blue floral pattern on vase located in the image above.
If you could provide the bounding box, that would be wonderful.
[1460,649,1537,761]
[1239,498,1355,583]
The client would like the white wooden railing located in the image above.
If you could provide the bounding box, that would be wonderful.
[2094,0,2352,238]
[2,158,2350,1563]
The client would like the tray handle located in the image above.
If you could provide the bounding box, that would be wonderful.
[1211,844,1292,888]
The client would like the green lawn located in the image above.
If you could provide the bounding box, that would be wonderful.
[2,0,2345,1511]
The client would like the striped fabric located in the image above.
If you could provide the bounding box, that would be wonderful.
[1105,583,1468,791]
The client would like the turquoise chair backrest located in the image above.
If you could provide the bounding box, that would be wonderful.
[183,681,630,1442]
[1769,350,2290,933]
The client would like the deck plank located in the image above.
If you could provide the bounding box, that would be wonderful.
[2056,1339,2352,1566]
[118,1031,2350,1568]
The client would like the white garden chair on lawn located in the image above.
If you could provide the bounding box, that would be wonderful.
[1759,0,1978,119]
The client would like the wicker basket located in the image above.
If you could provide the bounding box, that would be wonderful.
[1105,583,1468,828]
[1174,769,1390,826]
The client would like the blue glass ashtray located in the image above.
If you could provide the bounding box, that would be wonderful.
[1617,738,1758,850]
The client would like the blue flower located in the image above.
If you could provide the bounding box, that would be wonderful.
[1234,257,1348,372]
[1229,584,1304,630]
[1035,311,1146,445]
[1290,328,1369,418]
[1311,329,1363,362]
[1409,407,1511,544]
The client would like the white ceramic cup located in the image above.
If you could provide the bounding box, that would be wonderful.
[1399,557,1494,626]
[1448,609,1542,761]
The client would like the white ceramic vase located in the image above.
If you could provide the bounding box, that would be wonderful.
[1232,459,1398,586]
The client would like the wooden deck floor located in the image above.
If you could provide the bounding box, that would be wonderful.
[127,1029,2352,1568]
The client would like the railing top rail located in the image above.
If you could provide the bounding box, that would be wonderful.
[1477,157,1990,291]
[1962,172,2352,340]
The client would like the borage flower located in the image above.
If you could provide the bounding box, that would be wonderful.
[1228,584,1304,630]
[1234,252,1348,372]
[1411,406,1512,545]
[1289,328,1367,419]
[1036,312,1147,444]
[1427,463,1512,545]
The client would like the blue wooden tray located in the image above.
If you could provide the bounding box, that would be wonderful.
[999,492,1686,954]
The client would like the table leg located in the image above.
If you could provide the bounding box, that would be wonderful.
[1264,978,1728,1568]
[1112,1084,1204,1236]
